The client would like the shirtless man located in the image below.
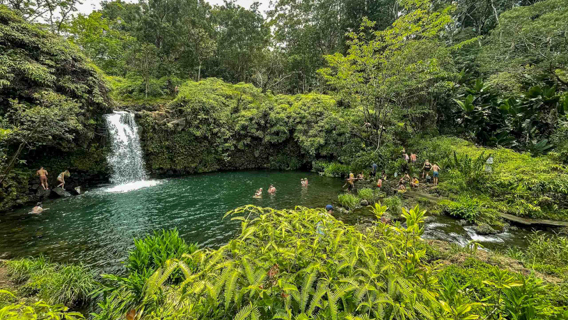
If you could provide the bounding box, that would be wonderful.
[37,167,48,190]
[410,153,417,163]
[432,164,441,186]
[268,185,276,194]
[57,170,70,188]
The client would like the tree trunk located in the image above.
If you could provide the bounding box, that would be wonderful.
[0,142,25,186]
[198,62,202,82]
[145,77,149,98]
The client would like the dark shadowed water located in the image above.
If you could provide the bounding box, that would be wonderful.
[0,171,343,273]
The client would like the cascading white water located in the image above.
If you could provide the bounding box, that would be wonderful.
[104,111,159,192]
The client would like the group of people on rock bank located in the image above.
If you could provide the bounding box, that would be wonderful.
[36,167,71,190]
[345,151,441,193]
[32,167,71,214]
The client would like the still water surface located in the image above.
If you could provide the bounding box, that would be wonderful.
[0,171,343,272]
[0,170,548,274]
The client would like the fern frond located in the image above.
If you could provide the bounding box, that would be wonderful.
[300,270,318,312]
[307,282,327,316]
[225,269,240,310]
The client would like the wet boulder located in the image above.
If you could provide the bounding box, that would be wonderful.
[474,223,498,235]
[69,186,81,196]
[52,187,71,198]
[360,200,369,207]
[36,188,51,199]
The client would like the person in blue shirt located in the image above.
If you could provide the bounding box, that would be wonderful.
[371,163,378,177]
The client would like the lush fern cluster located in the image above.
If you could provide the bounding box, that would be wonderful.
[92,205,568,320]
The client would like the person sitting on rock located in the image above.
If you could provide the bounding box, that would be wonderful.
[57,170,70,188]
[398,183,407,193]
[254,188,263,198]
[268,185,276,194]
[36,167,49,190]
[410,176,419,188]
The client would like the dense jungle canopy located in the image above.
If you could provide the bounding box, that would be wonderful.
[1,0,568,208]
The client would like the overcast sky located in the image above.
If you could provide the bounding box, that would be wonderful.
[77,0,271,15]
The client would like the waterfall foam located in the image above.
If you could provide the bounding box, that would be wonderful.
[104,111,160,192]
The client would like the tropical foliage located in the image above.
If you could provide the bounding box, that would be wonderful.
[137,79,361,174]
[0,5,112,211]
[89,206,568,319]
[409,136,568,221]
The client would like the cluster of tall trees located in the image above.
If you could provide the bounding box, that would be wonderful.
[2,0,563,97]
[2,0,567,154]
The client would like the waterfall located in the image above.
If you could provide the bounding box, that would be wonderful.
[104,111,149,185]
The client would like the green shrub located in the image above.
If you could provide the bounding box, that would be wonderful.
[323,162,350,178]
[508,233,568,277]
[440,196,483,222]
[5,258,96,307]
[337,193,359,210]
[0,290,84,319]
[383,196,402,215]
[127,229,198,278]
[357,188,376,202]
[438,258,567,318]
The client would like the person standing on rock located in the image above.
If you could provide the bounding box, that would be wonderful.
[57,170,70,188]
[36,167,49,190]
[432,164,441,186]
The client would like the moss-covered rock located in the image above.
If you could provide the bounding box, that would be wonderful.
[136,78,362,175]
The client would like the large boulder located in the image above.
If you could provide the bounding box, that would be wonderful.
[474,223,498,235]
[36,188,51,199]
[51,187,71,198]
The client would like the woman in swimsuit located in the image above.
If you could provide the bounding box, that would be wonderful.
[57,170,70,188]
[254,188,263,198]
[422,160,432,179]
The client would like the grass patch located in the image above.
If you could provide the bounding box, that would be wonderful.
[5,257,96,307]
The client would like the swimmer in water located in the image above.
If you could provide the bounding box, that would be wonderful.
[31,202,44,214]
[253,188,263,198]
[268,185,276,194]
[326,204,333,214]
